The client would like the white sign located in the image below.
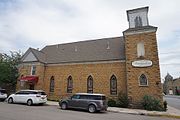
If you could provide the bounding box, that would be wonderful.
[132,60,152,67]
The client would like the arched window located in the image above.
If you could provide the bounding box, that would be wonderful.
[110,75,117,95]
[139,74,148,86]
[87,75,93,93]
[137,42,145,57]
[135,16,142,27]
[49,76,55,92]
[67,76,73,93]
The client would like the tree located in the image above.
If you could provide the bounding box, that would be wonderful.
[0,51,22,93]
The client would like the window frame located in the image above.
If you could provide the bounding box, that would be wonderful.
[137,42,145,58]
[139,74,148,86]
[110,75,117,95]
[87,75,93,93]
[67,76,73,93]
[49,76,55,92]
[134,16,143,27]
[31,65,36,75]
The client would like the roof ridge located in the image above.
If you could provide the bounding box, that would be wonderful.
[43,36,123,48]
[30,47,45,54]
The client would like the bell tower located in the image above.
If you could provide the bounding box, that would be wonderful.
[123,7,162,108]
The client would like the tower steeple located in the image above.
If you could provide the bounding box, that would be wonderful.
[127,7,149,28]
[123,6,162,108]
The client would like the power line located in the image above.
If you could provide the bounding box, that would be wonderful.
[160,63,180,65]
[159,51,180,55]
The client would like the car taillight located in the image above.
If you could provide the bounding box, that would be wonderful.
[36,95,41,97]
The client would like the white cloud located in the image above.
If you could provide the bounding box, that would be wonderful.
[0,0,180,79]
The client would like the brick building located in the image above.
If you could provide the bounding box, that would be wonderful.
[17,7,162,108]
[163,73,180,95]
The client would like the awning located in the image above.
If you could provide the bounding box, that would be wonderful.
[20,76,38,83]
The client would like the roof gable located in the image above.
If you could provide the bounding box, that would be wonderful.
[21,48,45,63]
[22,51,37,62]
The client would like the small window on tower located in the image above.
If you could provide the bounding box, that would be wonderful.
[134,16,142,27]
[139,74,148,86]
[137,42,145,58]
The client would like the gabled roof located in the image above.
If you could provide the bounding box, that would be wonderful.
[41,37,125,64]
[22,36,125,64]
[21,48,45,63]
[30,48,46,63]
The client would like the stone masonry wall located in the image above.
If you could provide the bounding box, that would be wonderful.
[17,63,45,91]
[43,61,126,100]
[124,31,163,108]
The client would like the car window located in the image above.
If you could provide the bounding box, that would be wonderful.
[16,91,24,95]
[91,95,106,100]
[37,92,46,95]
[15,91,29,95]
[0,90,6,94]
[79,95,88,99]
[71,95,80,99]
[29,91,38,94]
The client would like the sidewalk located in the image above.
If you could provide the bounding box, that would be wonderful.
[46,101,180,118]
[165,95,180,99]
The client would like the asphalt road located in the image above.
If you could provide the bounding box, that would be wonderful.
[164,95,180,110]
[0,102,178,120]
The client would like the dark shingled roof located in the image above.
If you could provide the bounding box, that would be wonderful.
[40,37,125,64]
[30,48,46,63]
[22,37,125,64]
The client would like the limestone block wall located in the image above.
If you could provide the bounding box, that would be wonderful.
[124,31,163,107]
[17,63,45,91]
[43,61,126,100]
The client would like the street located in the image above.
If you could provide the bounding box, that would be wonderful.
[164,95,180,110]
[0,102,178,120]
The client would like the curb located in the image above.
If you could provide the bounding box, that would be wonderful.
[147,113,180,119]
[46,102,180,119]
[108,109,180,119]
[45,103,59,106]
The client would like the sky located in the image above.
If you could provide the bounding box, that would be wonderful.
[0,0,180,81]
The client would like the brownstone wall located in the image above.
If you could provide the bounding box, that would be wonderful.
[43,61,126,100]
[17,63,45,91]
[124,31,163,108]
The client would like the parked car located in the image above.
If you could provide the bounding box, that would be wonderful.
[59,93,108,113]
[0,89,8,101]
[7,90,47,106]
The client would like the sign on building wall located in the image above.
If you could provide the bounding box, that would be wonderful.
[132,60,152,67]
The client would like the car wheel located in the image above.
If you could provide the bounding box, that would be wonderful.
[61,102,67,110]
[8,98,13,104]
[88,105,96,113]
[27,99,33,106]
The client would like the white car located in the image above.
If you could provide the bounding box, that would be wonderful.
[7,90,47,106]
[0,89,8,101]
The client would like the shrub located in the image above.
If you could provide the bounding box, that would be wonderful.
[142,95,164,111]
[108,99,117,107]
[116,92,129,108]
[163,101,167,111]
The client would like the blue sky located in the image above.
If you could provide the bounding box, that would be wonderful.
[0,0,180,81]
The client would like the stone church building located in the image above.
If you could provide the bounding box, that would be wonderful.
[17,7,162,107]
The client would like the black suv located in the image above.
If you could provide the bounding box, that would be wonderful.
[59,93,108,113]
